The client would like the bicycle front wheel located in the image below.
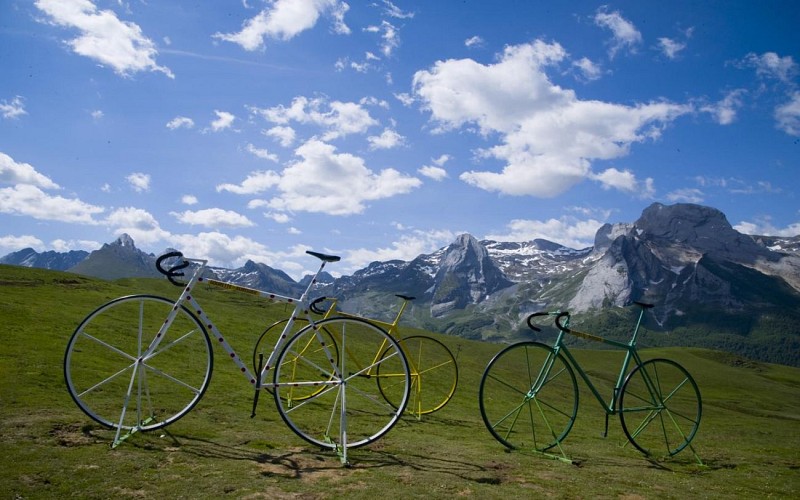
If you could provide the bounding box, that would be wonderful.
[377,335,458,417]
[273,317,410,451]
[479,341,578,452]
[619,358,701,457]
[64,295,213,434]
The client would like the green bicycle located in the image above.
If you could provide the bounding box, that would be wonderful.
[479,302,701,463]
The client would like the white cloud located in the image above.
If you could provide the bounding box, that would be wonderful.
[658,37,686,59]
[345,229,456,271]
[213,0,350,51]
[0,234,44,252]
[251,96,377,140]
[418,165,447,181]
[264,125,296,147]
[700,89,746,125]
[394,92,415,106]
[265,211,291,223]
[666,188,704,203]
[227,139,421,216]
[366,20,400,57]
[0,96,27,119]
[167,116,195,130]
[381,0,414,19]
[105,206,170,245]
[34,0,173,78]
[413,41,691,198]
[367,128,405,150]
[734,217,800,237]
[181,195,198,205]
[217,170,281,195]
[90,109,103,120]
[594,7,642,59]
[51,238,100,252]
[0,152,60,189]
[572,57,602,81]
[592,167,655,197]
[246,143,279,161]
[171,208,255,228]
[486,216,603,250]
[169,231,275,269]
[210,110,235,132]
[0,184,104,224]
[465,35,484,48]
[775,91,800,136]
[126,172,150,192]
[743,52,797,83]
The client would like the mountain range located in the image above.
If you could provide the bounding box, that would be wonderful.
[3,202,799,366]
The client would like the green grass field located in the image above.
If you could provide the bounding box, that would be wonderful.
[1,264,798,498]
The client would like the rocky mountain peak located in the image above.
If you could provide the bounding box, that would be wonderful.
[111,233,136,249]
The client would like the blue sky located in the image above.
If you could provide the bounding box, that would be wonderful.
[1,0,798,279]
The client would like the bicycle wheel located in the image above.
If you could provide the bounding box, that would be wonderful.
[65,295,213,435]
[377,335,458,416]
[253,317,338,401]
[618,358,701,457]
[479,341,578,452]
[273,317,410,451]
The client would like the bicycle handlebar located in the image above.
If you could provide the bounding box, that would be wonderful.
[525,312,551,332]
[156,251,190,287]
[554,312,571,333]
[309,296,330,314]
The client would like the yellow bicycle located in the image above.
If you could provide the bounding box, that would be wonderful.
[253,295,459,419]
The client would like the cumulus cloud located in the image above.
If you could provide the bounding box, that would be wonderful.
[465,36,484,48]
[1,152,60,189]
[743,52,797,83]
[167,116,195,130]
[171,208,255,228]
[0,234,44,252]
[0,184,104,224]
[700,89,746,125]
[775,91,800,136]
[486,216,604,250]
[734,216,800,237]
[264,125,296,147]
[181,195,198,205]
[658,37,686,59]
[572,57,602,81]
[250,96,377,140]
[213,0,350,51]
[246,143,279,161]
[126,172,150,192]
[367,128,405,150]
[34,0,173,78]
[219,139,420,215]
[345,229,456,271]
[105,206,170,245]
[209,110,235,132]
[0,96,27,119]
[592,167,655,198]
[594,7,642,59]
[413,41,690,198]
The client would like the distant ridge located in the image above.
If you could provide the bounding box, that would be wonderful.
[2,203,799,366]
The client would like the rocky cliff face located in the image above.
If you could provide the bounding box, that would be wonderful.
[429,234,514,317]
[568,203,800,321]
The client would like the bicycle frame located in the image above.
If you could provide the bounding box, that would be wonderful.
[550,307,649,418]
[112,255,341,446]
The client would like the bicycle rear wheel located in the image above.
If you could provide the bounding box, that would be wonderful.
[619,358,701,457]
[479,341,578,452]
[64,295,213,437]
[377,335,458,417]
[273,317,410,452]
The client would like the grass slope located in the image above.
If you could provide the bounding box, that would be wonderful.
[1,264,798,498]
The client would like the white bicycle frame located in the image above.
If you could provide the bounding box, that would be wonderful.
[120,255,348,458]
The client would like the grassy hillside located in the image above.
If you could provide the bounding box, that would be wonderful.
[1,264,798,498]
